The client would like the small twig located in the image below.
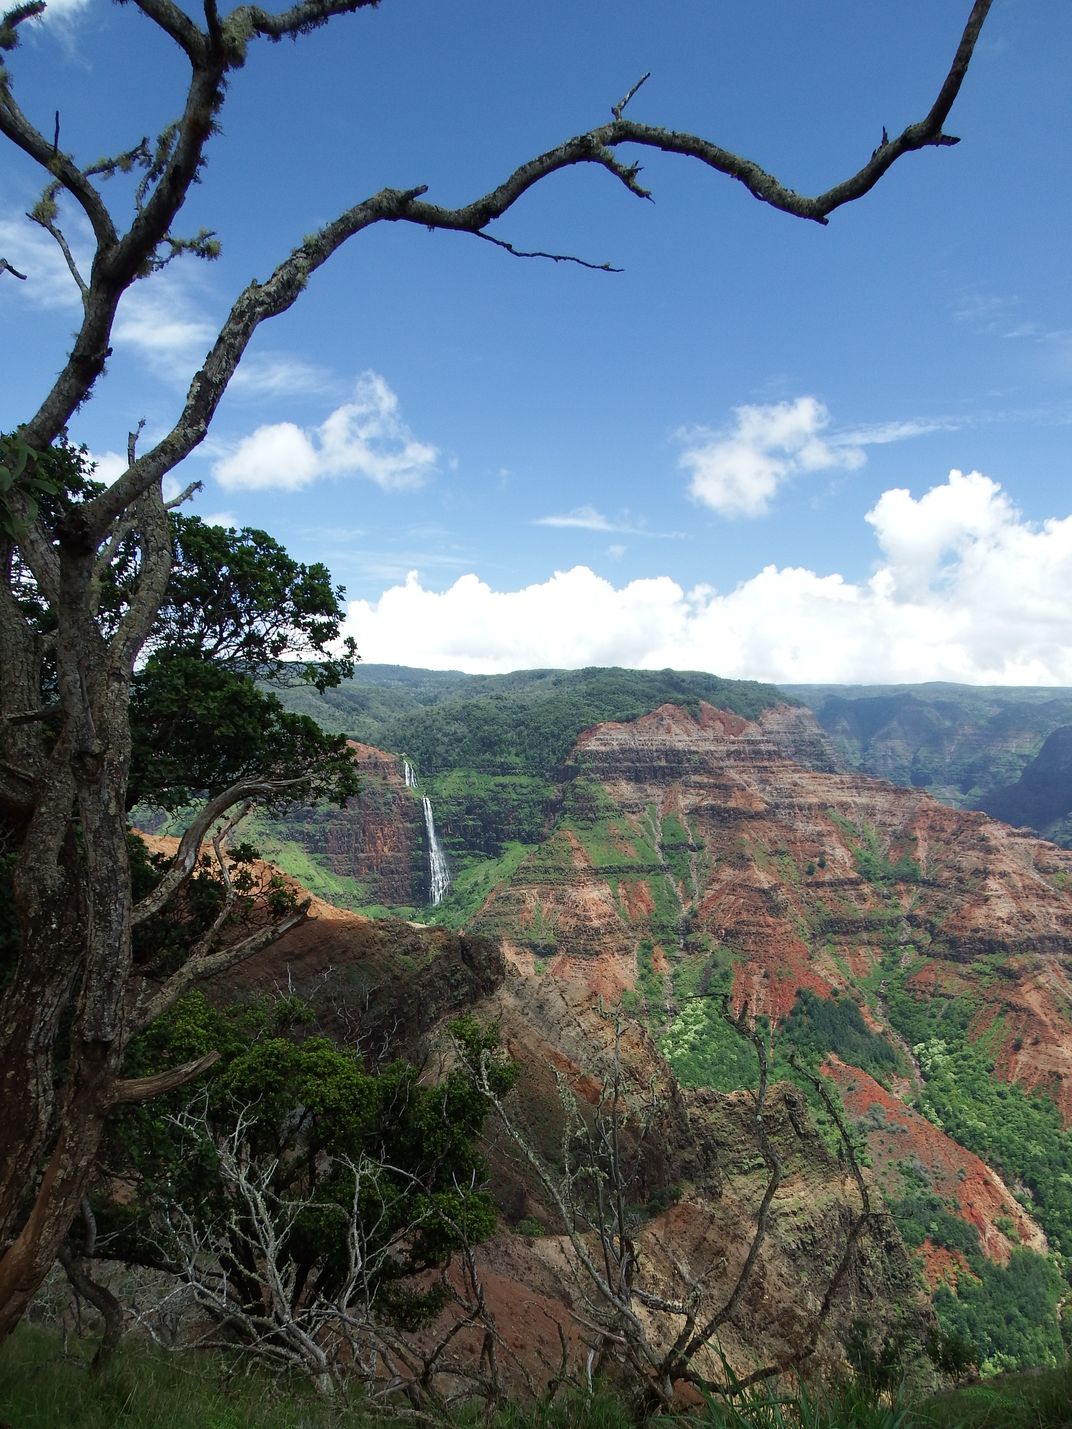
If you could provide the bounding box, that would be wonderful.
[612,72,651,121]
[126,419,146,466]
[0,257,27,280]
[26,205,88,299]
[163,479,201,511]
[471,230,622,272]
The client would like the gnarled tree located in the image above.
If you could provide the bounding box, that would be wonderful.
[0,0,991,1342]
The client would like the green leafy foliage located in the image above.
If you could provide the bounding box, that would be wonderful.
[933,1250,1065,1377]
[102,997,514,1330]
[143,516,355,690]
[2,441,358,817]
[125,514,359,811]
[885,980,1072,1256]
[129,651,358,811]
[0,433,64,538]
[782,988,906,1081]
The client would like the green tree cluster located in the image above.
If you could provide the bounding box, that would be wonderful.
[100,995,515,1337]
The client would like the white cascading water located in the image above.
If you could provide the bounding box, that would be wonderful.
[422,796,451,906]
[403,759,416,788]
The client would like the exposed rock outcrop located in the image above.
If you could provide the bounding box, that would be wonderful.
[273,741,427,906]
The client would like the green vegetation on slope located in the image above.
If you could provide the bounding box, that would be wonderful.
[782,988,906,1082]
[932,1250,1066,1378]
[279,666,790,776]
[885,978,1072,1257]
[877,976,1072,1371]
[428,840,535,930]
[270,666,789,906]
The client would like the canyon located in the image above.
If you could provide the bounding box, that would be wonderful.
[238,682,1072,1374]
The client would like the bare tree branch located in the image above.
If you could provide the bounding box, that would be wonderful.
[18,0,991,500]
[127,0,207,64]
[132,898,310,1033]
[131,775,314,925]
[109,1049,221,1106]
[471,231,622,272]
[611,72,651,122]
[27,192,89,301]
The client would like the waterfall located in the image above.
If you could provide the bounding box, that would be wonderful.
[422,796,451,906]
[403,758,449,905]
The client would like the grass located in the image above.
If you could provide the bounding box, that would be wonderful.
[0,1325,359,1428]
[916,1363,1072,1427]
[5,1325,1072,1429]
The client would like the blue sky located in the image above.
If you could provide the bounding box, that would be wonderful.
[3,0,1072,683]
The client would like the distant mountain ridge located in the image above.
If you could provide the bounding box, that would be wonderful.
[783,682,1072,845]
[977,725,1072,847]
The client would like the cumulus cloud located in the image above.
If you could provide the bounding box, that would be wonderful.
[678,396,866,517]
[86,450,129,485]
[214,372,438,492]
[342,470,1072,685]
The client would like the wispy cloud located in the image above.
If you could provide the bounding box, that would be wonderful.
[952,287,1020,331]
[37,0,92,22]
[229,353,340,400]
[214,372,439,492]
[0,214,87,311]
[834,417,959,447]
[952,288,1072,380]
[534,504,682,537]
[113,278,216,366]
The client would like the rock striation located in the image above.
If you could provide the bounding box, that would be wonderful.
[273,741,426,906]
[466,700,1072,1267]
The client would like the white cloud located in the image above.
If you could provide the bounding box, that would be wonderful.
[678,396,866,518]
[113,280,215,364]
[214,372,438,492]
[342,470,1072,685]
[865,469,1015,599]
[835,417,955,447]
[87,450,128,484]
[229,353,337,399]
[534,505,683,538]
[216,422,319,491]
[535,505,617,531]
[0,215,87,310]
[38,0,92,21]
